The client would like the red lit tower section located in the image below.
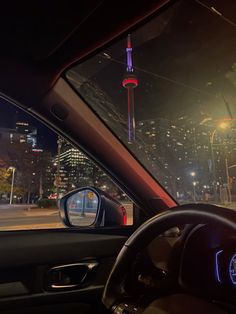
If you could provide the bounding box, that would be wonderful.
[122,34,138,143]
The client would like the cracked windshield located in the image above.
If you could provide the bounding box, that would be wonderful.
[67,0,236,207]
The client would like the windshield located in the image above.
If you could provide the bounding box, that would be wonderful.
[66,0,236,206]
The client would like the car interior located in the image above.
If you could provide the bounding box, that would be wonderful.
[0,0,236,313]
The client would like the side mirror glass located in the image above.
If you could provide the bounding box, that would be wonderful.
[66,189,99,226]
[59,187,127,228]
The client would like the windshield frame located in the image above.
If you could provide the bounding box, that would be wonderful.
[63,0,236,207]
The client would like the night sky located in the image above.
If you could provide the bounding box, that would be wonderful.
[0,99,57,153]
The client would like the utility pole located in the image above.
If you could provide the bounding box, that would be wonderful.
[210,129,218,202]
[56,136,62,204]
[225,158,232,204]
[39,171,43,200]
[9,167,16,205]
[192,181,197,202]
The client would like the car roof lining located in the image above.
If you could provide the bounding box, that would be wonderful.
[0,1,170,107]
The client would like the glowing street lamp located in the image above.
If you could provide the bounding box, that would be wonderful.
[192,181,197,202]
[190,171,196,177]
[210,121,230,146]
[218,121,229,130]
[8,167,16,205]
[189,171,197,201]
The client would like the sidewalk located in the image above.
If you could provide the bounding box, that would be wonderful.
[0,222,64,231]
[0,204,59,219]
[23,207,59,217]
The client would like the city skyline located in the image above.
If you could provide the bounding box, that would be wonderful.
[1,99,235,203]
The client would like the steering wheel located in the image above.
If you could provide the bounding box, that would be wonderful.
[102,204,236,313]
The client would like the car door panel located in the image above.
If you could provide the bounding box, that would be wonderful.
[0,231,127,267]
[0,230,128,312]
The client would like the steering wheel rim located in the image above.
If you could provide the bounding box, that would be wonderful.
[102,203,236,310]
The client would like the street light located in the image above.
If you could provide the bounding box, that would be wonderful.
[228,164,236,170]
[209,121,230,202]
[8,167,16,205]
[190,172,197,201]
[225,162,236,204]
[192,181,197,202]
[218,121,229,130]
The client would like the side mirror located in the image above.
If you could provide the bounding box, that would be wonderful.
[59,187,127,228]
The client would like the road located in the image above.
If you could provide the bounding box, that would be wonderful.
[0,215,62,227]
[0,203,133,230]
[0,204,63,230]
[0,202,235,231]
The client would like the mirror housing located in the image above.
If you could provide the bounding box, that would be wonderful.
[59,187,127,228]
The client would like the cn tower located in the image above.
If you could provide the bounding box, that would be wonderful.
[122,34,138,143]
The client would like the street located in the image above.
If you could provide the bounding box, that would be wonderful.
[0,203,235,230]
[0,203,133,230]
[0,204,63,230]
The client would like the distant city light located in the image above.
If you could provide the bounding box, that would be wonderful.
[16,122,28,126]
[219,121,229,129]
[103,52,111,59]
[32,148,43,153]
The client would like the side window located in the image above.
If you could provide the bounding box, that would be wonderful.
[0,101,133,230]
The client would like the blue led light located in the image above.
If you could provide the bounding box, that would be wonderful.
[215,249,223,283]
[229,253,236,286]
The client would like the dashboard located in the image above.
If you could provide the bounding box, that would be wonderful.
[216,249,236,287]
[121,222,236,313]
[140,223,236,305]
[180,224,236,302]
[229,253,236,286]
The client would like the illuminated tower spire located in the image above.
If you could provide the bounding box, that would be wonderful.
[122,34,138,143]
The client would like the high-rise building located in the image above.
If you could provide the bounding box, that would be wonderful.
[55,142,99,191]
[0,127,17,143]
[52,141,115,195]
[15,121,37,147]
[0,121,37,147]
[136,116,236,201]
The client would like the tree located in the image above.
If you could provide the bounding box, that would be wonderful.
[0,139,53,203]
[32,150,53,199]
[0,160,11,196]
[0,158,23,200]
